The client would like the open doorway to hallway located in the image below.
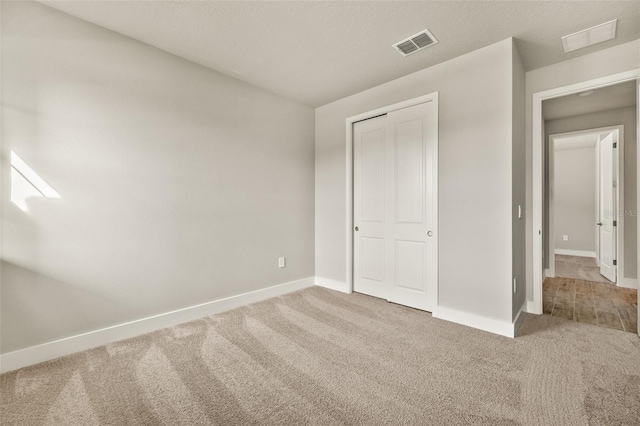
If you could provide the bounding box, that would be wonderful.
[550,127,621,285]
[541,80,637,333]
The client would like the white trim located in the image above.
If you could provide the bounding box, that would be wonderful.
[434,306,517,338]
[0,277,315,373]
[620,278,638,289]
[548,137,556,277]
[513,301,528,337]
[531,69,639,315]
[526,300,539,313]
[345,92,439,301]
[554,249,596,258]
[315,276,351,293]
[544,268,554,278]
[637,79,640,336]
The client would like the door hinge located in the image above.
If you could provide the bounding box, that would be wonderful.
[613,220,617,226]
[613,142,617,148]
[613,260,617,266]
[613,180,617,187]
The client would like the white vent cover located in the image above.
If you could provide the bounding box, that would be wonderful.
[393,29,438,56]
[561,19,617,53]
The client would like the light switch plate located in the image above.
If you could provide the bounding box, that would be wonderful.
[278,257,286,268]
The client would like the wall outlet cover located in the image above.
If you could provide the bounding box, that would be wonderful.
[563,235,569,241]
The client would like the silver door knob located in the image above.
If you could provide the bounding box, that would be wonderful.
[427,230,433,237]
[355,226,359,231]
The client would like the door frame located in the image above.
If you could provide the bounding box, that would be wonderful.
[531,70,639,315]
[547,126,624,282]
[345,92,439,311]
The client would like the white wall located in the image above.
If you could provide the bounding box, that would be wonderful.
[1,1,315,353]
[316,39,519,324]
[553,146,597,253]
[545,107,637,276]
[525,40,640,300]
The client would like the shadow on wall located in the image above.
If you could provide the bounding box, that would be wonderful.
[0,260,120,354]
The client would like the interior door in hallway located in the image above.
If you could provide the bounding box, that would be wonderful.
[353,101,437,312]
[598,131,616,282]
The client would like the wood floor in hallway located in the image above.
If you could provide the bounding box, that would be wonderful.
[554,255,613,284]
[543,277,637,333]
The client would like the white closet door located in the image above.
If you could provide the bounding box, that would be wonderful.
[598,131,616,282]
[353,101,437,312]
[385,103,437,311]
[354,115,388,299]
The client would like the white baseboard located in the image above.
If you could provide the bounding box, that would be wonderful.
[544,268,555,278]
[0,276,314,374]
[315,276,351,293]
[527,300,541,315]
[619,278,638,289]
[513,301,528,336]
[555,249,596,258]
[434,306,516,338]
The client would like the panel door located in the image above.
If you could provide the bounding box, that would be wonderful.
[353,116,388,299]
[598,131,616,282]
[385,103,437,311]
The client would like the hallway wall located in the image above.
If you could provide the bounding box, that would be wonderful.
[553,146,597,254]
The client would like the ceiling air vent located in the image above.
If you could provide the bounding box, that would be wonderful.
[393,29,438,57]
[561,19,617,53]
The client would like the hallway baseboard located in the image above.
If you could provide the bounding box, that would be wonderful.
[620,278,638,289]
[555,249,596,258]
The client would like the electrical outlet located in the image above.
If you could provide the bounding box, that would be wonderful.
[563,235,569,241]
[278,257,286,268]
[513,278,517,293]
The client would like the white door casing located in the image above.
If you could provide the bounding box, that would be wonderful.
[531,70,639,315]
[598,131,616,282]
[353,101,437,312]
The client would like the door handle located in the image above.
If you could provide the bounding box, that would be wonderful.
[427,230,433,237]
[354,226,359,231]
[597,222,603,226]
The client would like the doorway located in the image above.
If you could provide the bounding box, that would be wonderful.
[532,73,639,334]
[547,126,623,284]
[346,93,438,312]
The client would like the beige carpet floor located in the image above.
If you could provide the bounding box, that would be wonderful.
[1,287,639,425]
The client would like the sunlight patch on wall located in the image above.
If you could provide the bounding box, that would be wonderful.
[10,151,61,212]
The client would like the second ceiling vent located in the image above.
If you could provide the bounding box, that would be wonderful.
[393,29,438,56]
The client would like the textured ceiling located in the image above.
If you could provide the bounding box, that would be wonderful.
[40,1,640,107]
[543,80,637,120]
